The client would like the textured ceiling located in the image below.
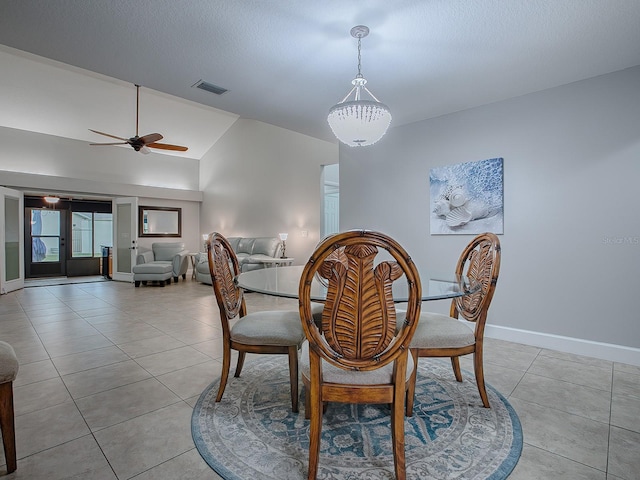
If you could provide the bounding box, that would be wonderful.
[1,0,640,159]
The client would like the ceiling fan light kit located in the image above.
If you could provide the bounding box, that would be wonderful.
[328,25,392,147]
[89,85,188,154]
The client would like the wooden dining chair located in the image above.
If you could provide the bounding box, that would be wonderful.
[207,232,306,412]
[298,230,422,480]
[406,232,501,413]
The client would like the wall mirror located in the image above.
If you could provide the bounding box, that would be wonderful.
[139,206,182,237]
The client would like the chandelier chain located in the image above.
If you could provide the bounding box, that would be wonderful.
[356,37,363,78]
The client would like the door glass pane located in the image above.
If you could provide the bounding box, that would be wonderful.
[94,213,113,258]
[116,204,132,273]
[31,210,60,263]
[4,197,20,281]
[72,212,93,258]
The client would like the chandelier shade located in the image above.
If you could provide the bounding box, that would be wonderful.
[328,100,391,147]
[328,25,391,147]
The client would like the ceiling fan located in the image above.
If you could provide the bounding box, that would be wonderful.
[89,84,188,154]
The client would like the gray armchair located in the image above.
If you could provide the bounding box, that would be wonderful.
[136,242,190,283]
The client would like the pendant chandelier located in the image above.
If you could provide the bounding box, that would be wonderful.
[327,25,391,147]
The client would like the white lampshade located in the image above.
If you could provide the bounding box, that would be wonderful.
[279,233,288,241]
[328,100,391,147]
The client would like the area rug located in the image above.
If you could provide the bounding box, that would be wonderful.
[192,356,522,480]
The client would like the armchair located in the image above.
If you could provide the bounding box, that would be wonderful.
[135,242,190,284]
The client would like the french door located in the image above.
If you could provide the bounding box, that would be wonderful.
[112,197,138,282]
[25,207,68,277]
[0,187,24,294]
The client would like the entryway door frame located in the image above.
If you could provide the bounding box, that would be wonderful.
[0,187,24,294]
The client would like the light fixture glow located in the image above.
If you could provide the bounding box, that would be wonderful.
[43,196,59,204]
[328,25,391,147]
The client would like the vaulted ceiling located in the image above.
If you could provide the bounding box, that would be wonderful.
[1,1,639,159]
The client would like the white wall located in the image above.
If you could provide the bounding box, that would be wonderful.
[199,119,338,263]
[340,66,640,364]
[0,127,203,253]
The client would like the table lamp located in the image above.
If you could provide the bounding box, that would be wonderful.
[279,233,288,258]
[202,234,208,252]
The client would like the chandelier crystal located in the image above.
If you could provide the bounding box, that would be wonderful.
[328,25,391,147]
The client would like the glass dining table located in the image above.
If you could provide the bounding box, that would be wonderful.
[236,265,479,302]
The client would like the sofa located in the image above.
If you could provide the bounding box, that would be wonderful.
[195,236,282,285]
[133,242,190,286]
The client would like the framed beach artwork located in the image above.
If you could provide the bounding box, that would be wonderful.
[430,157,504,235]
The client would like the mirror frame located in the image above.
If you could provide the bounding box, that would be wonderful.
[138,206,182,238]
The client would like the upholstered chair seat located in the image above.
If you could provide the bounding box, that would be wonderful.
[231,311,305,346]
[411,313,475,349]
[300,341,414,385]
[0,341,19,473]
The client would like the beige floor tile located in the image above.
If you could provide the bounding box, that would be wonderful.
[94,402,194,479]
[612,370,640,398]
[42,333,113,358]
[458,356,526,397]
[157,360,221,399]
[539,348,614,369]
[509,398,609,471]
[14,377,72,416]
[509,443,606,479]
[76,377,181,431]
[134,345,212,376]
[130,448,223,480]
[608,426,640,480]
[527,354,613,391]
[62,359,152,399]
[511,372,611,423]
[610,392,640,433]
[117,334,186,358]
[15,401,90,459]
[98,323,166,344]
[162,324,222,345]
[10,435,117,480]
[483,338,541,371]
[614,362,640,376]
[51,345,131,376]
[14,359,59,387]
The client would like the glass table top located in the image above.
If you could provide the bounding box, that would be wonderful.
[236,265,479,302]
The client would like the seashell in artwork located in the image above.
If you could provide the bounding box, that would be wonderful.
[433,199,451,217]
[445,206,472,227]
[466,199,489,220]
[449,187,467,207]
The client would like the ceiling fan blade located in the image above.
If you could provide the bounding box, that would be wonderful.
[147,142,189,152]
[139,133,163,144]
[89,129,127,141]
[90,142,128,146]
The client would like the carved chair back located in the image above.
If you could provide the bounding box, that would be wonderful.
[207,233,247,335]
[299,230,422,372]
[452,232,501,325]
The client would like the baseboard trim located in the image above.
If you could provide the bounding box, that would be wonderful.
[484,325,640,367]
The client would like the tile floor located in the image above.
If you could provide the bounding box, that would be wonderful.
[0,278,638,479]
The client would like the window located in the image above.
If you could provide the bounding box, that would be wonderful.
[71,212,113,258]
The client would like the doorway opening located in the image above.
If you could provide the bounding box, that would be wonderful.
[24,196,113,279]
[321,164,339,239]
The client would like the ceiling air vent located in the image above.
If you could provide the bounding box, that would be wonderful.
[192,80,228,95]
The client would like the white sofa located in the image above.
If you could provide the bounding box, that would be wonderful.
[195,236,282,285]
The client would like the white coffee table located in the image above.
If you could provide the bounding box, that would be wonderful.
[259,257,294,268]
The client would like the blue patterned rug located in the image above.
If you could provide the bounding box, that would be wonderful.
[192,355,522,479]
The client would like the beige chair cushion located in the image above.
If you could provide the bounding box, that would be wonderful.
[0,341,19,384]
[410,312,475,349]
[231,310,305,347]
[300,340,414,385]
